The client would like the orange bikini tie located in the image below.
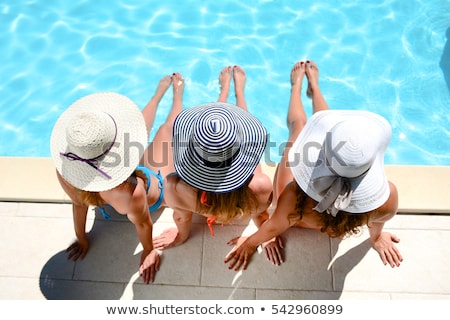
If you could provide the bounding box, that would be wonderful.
[201,191,222,237]
[207,216,217,237]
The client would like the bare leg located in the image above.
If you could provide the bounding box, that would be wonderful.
[233,65,247,110]
[142,73,184,177]
[273,62,308,204]
[305,61,329,113]
[218,66,232,103]
[141,75,172,133]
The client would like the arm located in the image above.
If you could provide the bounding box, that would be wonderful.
[225,185,297,271]
[153,209,194,249]
[368,182,403,267]
[126,183,160,284]
[153,174,195,249]
[249,170,273,228]
[247,171,286,264]
[67,202,90,260]
[56,171,90,260]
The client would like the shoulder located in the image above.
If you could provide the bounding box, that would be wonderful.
[249,172,272,194]
[164,173,197,210]
[165,173,186,194]
[278,181,300,205]
[377,181,398,214]
[270,181,300,226]
[368,181,398,223]
[56,170,85,205]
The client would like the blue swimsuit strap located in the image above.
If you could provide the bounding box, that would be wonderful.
[99,204,113,220]
[98,166,164,220]
[146,168,165,213]
[135,165,164,212]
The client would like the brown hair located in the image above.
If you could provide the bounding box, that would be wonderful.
[79,169,148,207]
[196,180,258,224]
[292,182,369,238]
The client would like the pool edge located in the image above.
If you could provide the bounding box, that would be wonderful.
[0,157,448,214]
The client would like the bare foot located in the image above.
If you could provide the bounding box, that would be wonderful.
[290,61,306,93]
[142,75,173,131]
[233,65,247,109]
[154,75,172,100]
[305,60,319,98]
[171,72,184,102]
[218,66,232,102]
[233,65,246,93]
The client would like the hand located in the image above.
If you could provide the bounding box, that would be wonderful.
[153,228,184,250]
[66,237,89,261]
[372,232,403,267]
[139,249,161,284]
[224,236,257,271]
[262,236,284,266]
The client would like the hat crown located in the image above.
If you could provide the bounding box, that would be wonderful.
[65,111,116,160]
[192,107,241,164]
[325,119,381,178]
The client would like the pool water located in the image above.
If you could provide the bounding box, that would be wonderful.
[1,0,449,165]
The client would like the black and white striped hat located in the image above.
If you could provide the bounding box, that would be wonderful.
[172,102,267,193]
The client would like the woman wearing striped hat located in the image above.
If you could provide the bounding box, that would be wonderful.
[153,66,276,255]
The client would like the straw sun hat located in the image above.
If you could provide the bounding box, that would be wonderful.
[288,110,392,215]
[50,92,148,192]
[172,102,268,193]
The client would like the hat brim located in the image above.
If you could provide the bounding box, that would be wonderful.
[50,92,148,192]
[173,102,267,193]
[288,110,391,213]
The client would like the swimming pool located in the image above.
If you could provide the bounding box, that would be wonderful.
[1,0,449,165]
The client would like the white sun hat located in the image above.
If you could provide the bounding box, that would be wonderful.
[50,92,148,192]
[288,110,392,215]
[172,102,268,193]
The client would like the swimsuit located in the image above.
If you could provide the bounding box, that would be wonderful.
[201,191,222,237]
[99,165,164,220]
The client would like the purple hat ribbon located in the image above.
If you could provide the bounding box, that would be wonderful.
[60,114,117,180]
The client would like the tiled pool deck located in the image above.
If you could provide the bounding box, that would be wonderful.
[0,157,449,300]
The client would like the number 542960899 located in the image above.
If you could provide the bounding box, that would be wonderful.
[271,304,343,315]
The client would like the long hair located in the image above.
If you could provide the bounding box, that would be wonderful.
[292,182,369,238]
[196,179,258,224]
[79,169,148,207]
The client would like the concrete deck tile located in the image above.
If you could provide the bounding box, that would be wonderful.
[0,216,75,279]
[201,226,333,291]
[0,277,47,299]
[150,223,204,286]
[72,219,141,283]
[387,213,450,230]
[330,228,450,295]
[131,283,256,300]
[1,201,449,300]
[40,279,127,300]
[256,289,391,300]
[0,202,19,216]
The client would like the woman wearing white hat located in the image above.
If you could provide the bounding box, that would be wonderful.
[225,61,403,270]
[153,66,275,252]
[51,73,184,284]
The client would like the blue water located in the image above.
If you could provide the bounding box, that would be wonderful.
[1,0,449,165]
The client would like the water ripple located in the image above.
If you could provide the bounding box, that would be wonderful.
[1,0,449,165]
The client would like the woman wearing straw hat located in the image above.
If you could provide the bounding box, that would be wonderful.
[51,72,184,284]
[153,66,275,252]
[225,61,403,271]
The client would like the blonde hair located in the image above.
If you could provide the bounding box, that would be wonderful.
[196,180,258,224]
